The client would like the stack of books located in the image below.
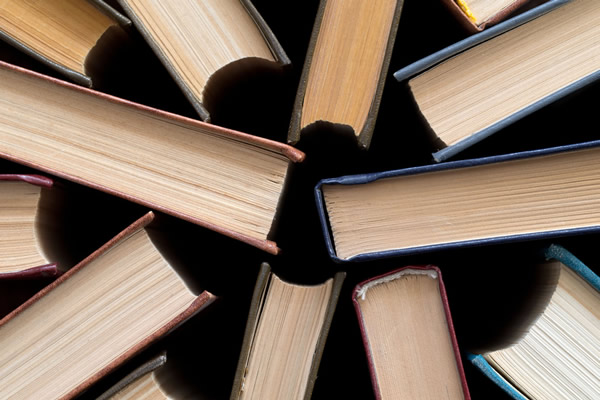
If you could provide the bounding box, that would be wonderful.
[0,0,598,399]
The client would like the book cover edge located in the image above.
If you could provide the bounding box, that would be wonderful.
[439,0,533,32]
[352,266,471,399]
[288,0,405,149]
[393,0,571,81]
[95,352,168,400]
[317,139,600,262]
[468,354,527,400]
[302,271,346,400]
[115,0,290,121]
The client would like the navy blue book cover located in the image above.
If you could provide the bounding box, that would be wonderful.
[392,0,600,162]
[316,140,600,263]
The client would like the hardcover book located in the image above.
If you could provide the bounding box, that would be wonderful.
[96,352,201,400]
[0,212,216,399]
[353,266,470,399]
[97,353,169,400]
[0,60,305,255]
[470,244,600,399]
[441,0,538,32]
[0,0,131,87]
[113,0,290,120]
[287,0,404,149]
[0,174,62,279]
[393,0,600,162]
[230,262,345,400]
[316,140,600,262]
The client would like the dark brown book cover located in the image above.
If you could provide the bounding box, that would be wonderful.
[0,60,305,255]
[352,266,470,399]
[0,0,131,87]
[441,0,533,32]
[287,0,405,149]
[0,211,216,399]
[115,0,290,121]
[230,262,345,400]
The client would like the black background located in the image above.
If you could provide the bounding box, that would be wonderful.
[1,0,599,399]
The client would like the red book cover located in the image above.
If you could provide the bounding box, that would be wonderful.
[352,265,470,399]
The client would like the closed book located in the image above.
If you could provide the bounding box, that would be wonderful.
[0,211,216,399]
[469,244,600,399]
[440,0,537,32]
[0,174,60,279]
[316,140,600,262]
[353,266,470,399]
[393,0,600,162]
[287,0,404,149]
[114,0,290,121]
[230,262,345,400]
[0,0,131,87]
[0,60,305,255]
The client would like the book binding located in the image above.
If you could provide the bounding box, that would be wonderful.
[469,244,600,399]
[352,266,471,400]
[0,212,216,399]
[230,262,345,400]
[393,0,590,162]
[316,139,600,262]
[287,0,405,149]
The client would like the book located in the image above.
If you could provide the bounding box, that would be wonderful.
[230,262,345,400]
[353,266,470,399]
[0,60,305,255]
[469,244,600,399]
[441,0,537,32]
[0,174,63,279]
[393,0,600,162]
[95,352,201,400]
[113,0,290,121]
[0,0,131,87]
[316,140,600,262]
[96,353,169,400]
[287,0,405,149]
[0,211,216,399]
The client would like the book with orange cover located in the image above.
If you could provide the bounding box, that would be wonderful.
[0,60,305,255]
[0,211,216,399]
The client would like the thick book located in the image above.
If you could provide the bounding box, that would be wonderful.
[441,0,537,32]
[316,140,600,262]
[287,0,404,149]
[230,262,345,400]
[113,0,290,121]
[0,211,216,399]
[0,60,305,255]
[353,266,470,399]
[394,0,600,162]
[469,244,600,399]
[0,0,131,87]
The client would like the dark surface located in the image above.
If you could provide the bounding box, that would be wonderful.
[0,0,598,399]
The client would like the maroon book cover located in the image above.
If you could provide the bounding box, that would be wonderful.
[352,265,471,399]
[441,0,533,32]
[0,212,216,399]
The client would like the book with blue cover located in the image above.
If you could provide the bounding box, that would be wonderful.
[316,140,600,262]
[393,0,600,162]
[469,244,600,399]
